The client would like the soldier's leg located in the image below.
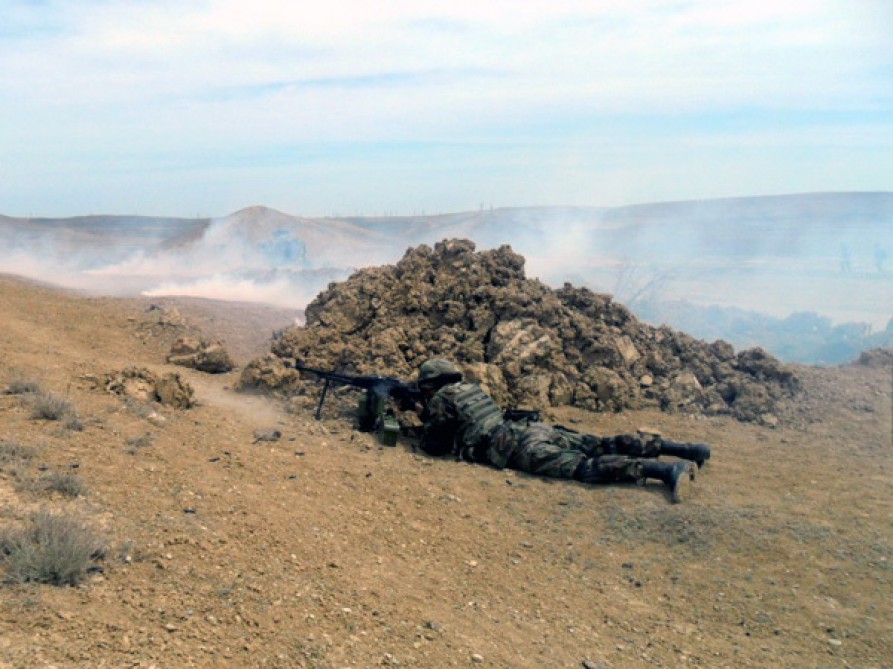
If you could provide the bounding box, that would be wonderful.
[579,431,711,468]
[579,433,660,458]
[504,424,587,479]
[574,455,696,503]
[656,439,711,468]
[552,426,656,458]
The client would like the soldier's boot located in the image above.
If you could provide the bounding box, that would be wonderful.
[659,440,711,469]
[640,460,696,503]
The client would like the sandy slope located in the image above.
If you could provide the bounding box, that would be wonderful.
[0,275,890,669]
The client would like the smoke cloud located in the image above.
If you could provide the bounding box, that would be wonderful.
[1,194,891,364]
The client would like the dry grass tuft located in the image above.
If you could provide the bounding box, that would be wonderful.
[33,472,86,498]
[27,392,84,431]
[3,379,41,395]
[30,392,75,421]
[125,433,155,455]
[0,439,39,463]
[1,512,105,586]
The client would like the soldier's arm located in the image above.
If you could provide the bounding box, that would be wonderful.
[419,393,457,457]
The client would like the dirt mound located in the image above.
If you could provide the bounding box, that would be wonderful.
[102,366,195,409]
[167,337,235,373]
[241,239,800,422]
[857,347,893,368]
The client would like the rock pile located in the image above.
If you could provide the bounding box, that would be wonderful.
[857,348,893,369]
[241,239,799,423]
[103,367,195,409]
[167,337,235,374]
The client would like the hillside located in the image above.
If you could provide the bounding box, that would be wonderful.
[0,273,891,668]
[1,193,891,363]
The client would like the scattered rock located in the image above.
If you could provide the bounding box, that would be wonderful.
[583,661,613,669]
[147,412,167,426]
[759,413,779,427]
[146,304,186,328]
[154,372,195,409]
[253,428,282,443]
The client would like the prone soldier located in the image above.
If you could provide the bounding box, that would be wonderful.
[413,359,711,503]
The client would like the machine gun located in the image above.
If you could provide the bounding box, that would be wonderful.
[503,408,541,424]
[290,362,459,445]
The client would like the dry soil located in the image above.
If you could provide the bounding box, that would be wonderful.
[0,274,891,669]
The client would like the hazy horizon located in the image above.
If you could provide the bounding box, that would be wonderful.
[4,189,893,221]
[2,195,890,361]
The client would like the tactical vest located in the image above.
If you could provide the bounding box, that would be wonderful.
[437,382,505,453]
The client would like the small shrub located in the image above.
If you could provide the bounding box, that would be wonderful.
[35,472,86,498]
[0,525,21,557]
[30,392,75,421]
[0,440,38,463]
[125,435,154,456]
[63,414,85,432]
[2,512,105,586]
[0,441,39,481]
[4,379,40,395]
[126,434,154,450]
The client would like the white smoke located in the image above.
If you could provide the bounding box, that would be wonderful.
[1,196,891,363]
[140,273,326,308]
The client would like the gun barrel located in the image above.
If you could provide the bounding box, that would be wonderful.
[292,361,420,423]
[294,363,394,390]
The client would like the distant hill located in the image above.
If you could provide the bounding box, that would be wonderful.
[2,192,891,363]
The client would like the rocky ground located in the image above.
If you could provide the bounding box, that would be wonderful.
[0,271,891,669]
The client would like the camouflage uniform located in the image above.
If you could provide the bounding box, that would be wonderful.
[415,358,707,501]
[420,381,656,484]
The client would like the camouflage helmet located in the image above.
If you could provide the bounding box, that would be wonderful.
[418,358,461,386]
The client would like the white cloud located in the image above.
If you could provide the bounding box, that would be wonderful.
[0,0,890,216]
[4,0,883,107]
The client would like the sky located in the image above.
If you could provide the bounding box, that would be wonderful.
[1,0,891,218]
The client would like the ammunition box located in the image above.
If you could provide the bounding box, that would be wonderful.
[378,415,400,446]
